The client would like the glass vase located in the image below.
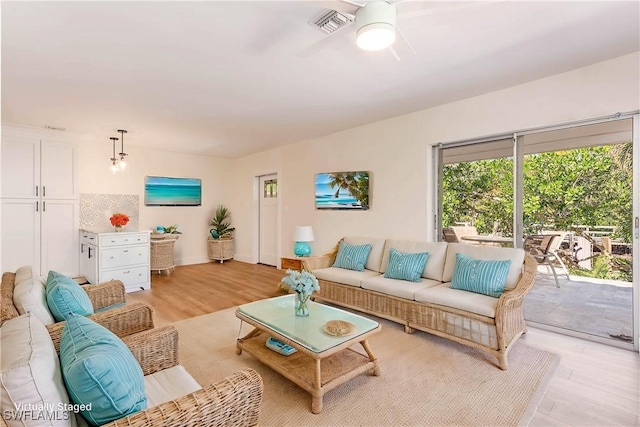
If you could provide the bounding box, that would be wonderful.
[295,292,310,317]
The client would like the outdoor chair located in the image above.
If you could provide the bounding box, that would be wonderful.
[442,227,459,243]
[524,234,571,287]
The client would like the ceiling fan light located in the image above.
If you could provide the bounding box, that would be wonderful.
[356,23,396,51]
[355,1,397,51]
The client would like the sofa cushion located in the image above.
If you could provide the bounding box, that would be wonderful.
[14,266,39,285]
[13,278,55,325]
[312,267,381,288]
[144,365,201,408]
[450,253,511,298]
[442,243,524,291]
[381,240,448,281]
[0,314,76,427]
[333,241,372,271]
[343,237,386,272]
[60,315,147,426]
[414,283,498,318]
[46,275,94,322]
[362,275,441,300]
[384,249,429,283]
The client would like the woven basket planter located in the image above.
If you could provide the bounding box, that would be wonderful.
[208,238,234,263]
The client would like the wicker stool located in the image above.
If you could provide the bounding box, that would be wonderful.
[150,239,176,274]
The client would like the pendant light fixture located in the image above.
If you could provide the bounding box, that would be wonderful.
[109,137,119,174]
[117,129,128,170]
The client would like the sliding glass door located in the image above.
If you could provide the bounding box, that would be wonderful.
[434,114,638,349]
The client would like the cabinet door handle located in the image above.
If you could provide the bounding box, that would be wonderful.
[123,270,130,274]
[43,186,46,197]
[35,186,38,196]
[123,250,129,253]
[81,243,85,253]
[36,201,38,212]
[43,201,46,212]
[88,247,93,259]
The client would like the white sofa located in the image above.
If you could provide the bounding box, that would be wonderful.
[302,237,537,370]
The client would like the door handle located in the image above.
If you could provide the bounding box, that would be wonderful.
[88,247,93,259]
[635,216,639,238]
[43,186,46,197]
[36,201,38,212]
[43,201,45,212]
[35,186,38,196]
[81,243,85,254]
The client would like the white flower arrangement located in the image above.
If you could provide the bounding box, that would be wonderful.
[280,269,320,295]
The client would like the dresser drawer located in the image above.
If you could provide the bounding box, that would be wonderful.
[99,265,149,288]
[100,233,149,247]
[101,245,149,269]
[80,231,98,245]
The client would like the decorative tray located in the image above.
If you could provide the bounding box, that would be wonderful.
[322,320,357,337]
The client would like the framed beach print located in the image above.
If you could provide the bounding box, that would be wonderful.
[144,176,202,206]
[315,171,370,210]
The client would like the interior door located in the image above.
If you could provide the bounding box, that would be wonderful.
[259,174,278,266]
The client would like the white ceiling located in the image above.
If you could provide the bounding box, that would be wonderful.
[2,1,638,158]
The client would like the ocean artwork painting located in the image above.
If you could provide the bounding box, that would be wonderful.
[315,171,370,210]
[145,176,202,206]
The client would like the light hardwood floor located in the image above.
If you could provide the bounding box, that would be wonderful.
[128,261,639,427]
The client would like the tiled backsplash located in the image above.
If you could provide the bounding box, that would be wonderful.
[80,194,140,231]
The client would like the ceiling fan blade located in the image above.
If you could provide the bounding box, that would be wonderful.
[297,24,354,58]
[397,0,503,21]
[396,24,416,56]
[317,0,361,16]
[387,44,401,61]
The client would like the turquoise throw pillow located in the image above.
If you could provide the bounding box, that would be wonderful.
[450,253,511,297]
[60,315,147,426]
[46,270,67,287]
[333,242,372,272]
[46,273,94,321]
[384,248,429,283]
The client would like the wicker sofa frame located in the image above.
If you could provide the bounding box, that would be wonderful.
[302,243,538,370]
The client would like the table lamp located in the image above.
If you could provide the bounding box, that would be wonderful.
[293,226,314,257]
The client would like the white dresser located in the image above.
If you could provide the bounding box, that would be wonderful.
[79,229,151,293]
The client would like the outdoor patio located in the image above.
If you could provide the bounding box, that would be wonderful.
[524,267,634,343]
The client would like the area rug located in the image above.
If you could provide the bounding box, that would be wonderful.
[173,307,559,426]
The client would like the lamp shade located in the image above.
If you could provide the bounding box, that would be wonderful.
[293,226,314,242]
[293,226,314,257]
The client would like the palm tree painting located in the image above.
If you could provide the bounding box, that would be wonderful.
[315,171,370,210]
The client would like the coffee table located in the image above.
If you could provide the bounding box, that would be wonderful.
[236,294,381,414]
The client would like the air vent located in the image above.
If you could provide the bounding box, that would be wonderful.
[312,10,352,34]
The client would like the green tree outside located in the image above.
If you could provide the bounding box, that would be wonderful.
[442,144,633,279]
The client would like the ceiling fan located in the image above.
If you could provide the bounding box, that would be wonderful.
[308,1,494,60]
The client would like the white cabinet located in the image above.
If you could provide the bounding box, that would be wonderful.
[80,231,151,293]
[1,133,78,200]
[1,125,79,276]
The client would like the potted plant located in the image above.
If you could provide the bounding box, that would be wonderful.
[208,205,235,263]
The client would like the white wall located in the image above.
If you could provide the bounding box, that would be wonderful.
[78,138,233,266]
[228,52,640,262]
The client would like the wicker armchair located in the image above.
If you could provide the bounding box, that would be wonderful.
[102,326,263,426]
[0,323,263,427]
[1,271,155,351]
